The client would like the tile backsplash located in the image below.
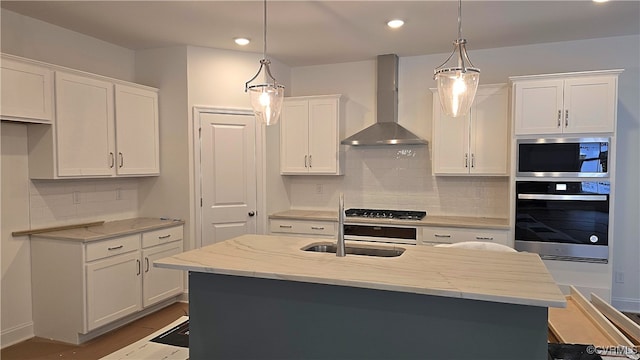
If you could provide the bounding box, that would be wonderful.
[287,146,510,218]
[29,178,139,227]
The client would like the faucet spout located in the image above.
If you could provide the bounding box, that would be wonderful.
[336,193,346,257]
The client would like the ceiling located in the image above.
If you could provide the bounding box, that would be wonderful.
[2,1,639,67]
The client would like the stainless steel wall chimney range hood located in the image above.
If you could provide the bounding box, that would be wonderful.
[341,54,427,146]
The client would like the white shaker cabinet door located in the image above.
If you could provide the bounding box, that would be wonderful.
[114,84,160,175]
[55,72,115,177]
[85,251,142,331]
[470,86,509,175]
[513,79,564,135]
[563,76,616,134]
[142,241,184,307]
[308,98,339,174]
[280,99,310,174]
[432,107,470,174]
[0,57,53,122]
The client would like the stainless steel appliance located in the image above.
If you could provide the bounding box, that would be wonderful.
[515,181,609,263]
[343,209,426,245]
[517,138,609,178]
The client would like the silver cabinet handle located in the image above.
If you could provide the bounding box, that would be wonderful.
[108,245,123,251]
[136,259,141,275]
[109,152,115,168]
[145,257,150,272]
[565,109,569,127]
[309,155,312,168]
[279,225,293,229]
[304,155,308,168]
[557,110,562,127]
[475,236,494,241]
[464,153,469,168]
[434,234,452,238]
[118,152,124,168]
[471,153,475,168]
[311,226,325,230]
[158,234,171,239]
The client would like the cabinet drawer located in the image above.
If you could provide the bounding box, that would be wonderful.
[86,235,140,262]
[270,220,336,236]
[421,227,508,246]
[142,226,183,248]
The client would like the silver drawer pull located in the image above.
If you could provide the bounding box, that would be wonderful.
[158,234,171,239]
[434,234,451,238]
[279,225,293,229]
[476,236,494,241]
[108,245,124,250]
[311,226,325,230]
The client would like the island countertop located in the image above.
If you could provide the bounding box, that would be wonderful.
[156,234,566,308]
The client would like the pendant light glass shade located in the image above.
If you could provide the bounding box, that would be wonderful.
[245,0,285,125]
[434,0,480,118]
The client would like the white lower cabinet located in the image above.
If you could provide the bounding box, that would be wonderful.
[31,225,184,344]
[420,226,509,246]
[269,219,337,238]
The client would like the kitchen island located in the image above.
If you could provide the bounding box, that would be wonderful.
[156,234,566,359]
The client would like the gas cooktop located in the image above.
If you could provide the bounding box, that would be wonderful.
[345,208,426,220]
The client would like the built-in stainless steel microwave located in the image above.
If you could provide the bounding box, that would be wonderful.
[516,138,609,178]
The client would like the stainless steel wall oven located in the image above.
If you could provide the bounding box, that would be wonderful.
[515,181,609,263]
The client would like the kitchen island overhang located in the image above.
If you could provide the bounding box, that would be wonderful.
[156,234,566,359]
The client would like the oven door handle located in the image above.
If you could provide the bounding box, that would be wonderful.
[517,194,607,201]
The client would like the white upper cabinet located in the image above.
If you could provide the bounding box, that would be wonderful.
[23,56,160,179]
[432,84,509,176]
[1,55,54,123]
[512,70,621,135]
[115,84,160,175]
[280,95,344,175]
[55,71,115,177]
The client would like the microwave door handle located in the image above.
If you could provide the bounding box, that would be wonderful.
[518,194,608,201]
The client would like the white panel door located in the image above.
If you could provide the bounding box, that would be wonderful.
[432,93,470,174]
[201,113,257,247]
[55,72,114,177]
[0,57,53,122]
[114,84,159,175]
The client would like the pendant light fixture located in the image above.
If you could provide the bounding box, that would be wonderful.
[433,0,480,118]
[245,0,285,126]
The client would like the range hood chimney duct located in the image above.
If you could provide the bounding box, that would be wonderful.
[341,54,427,146]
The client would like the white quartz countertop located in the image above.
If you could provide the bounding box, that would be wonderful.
[155,234,566,308]
[30,218,185,242]
[269,210,510,229]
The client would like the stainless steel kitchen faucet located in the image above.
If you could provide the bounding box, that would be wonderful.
[337,193,346,257]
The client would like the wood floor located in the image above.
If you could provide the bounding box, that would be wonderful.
[1,302,189,360]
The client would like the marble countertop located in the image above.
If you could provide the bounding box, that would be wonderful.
[30,218,185,242]
[155,234,565,308]
[269,210,510,229]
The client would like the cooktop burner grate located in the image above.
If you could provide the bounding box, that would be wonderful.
[345,208,426,220]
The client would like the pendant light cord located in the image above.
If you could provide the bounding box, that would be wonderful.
[263,0,267,59]
[457,0,462,40]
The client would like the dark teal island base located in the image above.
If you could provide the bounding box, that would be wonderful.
[189,272,548,360]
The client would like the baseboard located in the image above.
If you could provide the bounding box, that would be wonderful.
[1,321,34,349]
[612,296,640,313]
[178,290,189,303]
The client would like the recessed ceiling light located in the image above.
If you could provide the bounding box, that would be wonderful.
[593,0,609,2]
[234,37,250,46]
[387,19,405,29]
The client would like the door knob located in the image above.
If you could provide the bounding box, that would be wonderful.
[248,211,255,217]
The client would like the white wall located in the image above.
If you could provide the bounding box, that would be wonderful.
[0,9,140,346]
[1,123,33,348]
[288,35,640,311]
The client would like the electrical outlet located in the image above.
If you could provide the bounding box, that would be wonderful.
[116,188,122,200]
[614,271,624,284]
[316,184,323,194]
[73,191,81,204]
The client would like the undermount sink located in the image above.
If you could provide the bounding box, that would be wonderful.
[302,243,405,258]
